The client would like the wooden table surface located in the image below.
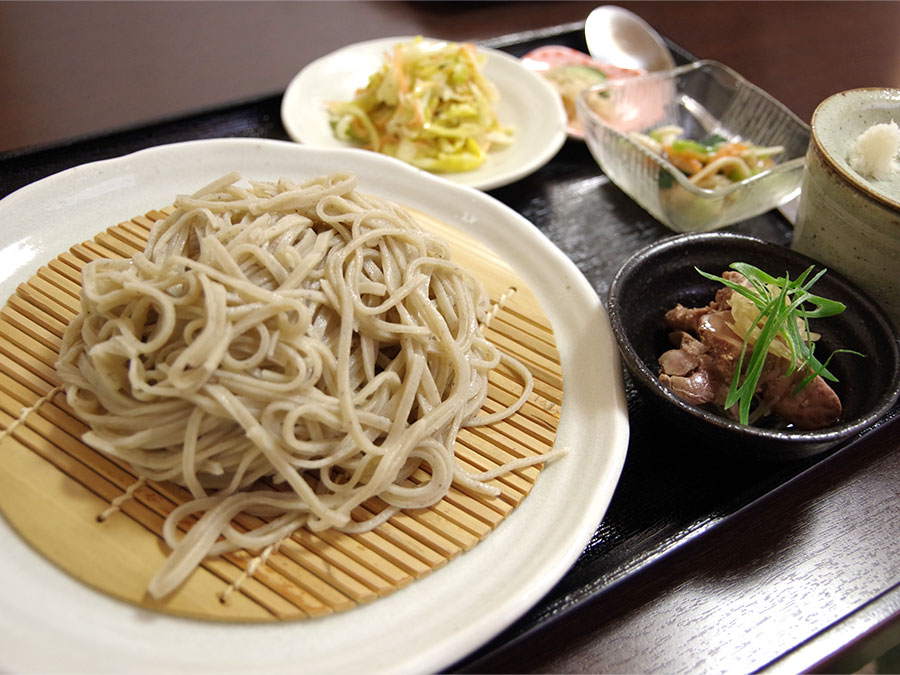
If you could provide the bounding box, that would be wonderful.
[3,1,900,154]
[2,2,900,673]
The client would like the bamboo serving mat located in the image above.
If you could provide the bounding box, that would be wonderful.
[0,202,562,622]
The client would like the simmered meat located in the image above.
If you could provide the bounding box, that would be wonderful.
[761,361,843,430]
[658,274,842,429]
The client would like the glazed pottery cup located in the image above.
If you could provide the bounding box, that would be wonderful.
[792,88,900,329]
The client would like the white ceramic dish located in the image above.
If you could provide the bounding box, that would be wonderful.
[0,139,629,674]
[280,36,567,191]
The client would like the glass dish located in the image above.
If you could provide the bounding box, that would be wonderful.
[576,60,810,232]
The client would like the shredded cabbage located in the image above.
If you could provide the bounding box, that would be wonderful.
[328,37,513,173]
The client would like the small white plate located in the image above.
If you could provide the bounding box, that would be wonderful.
[280,36,568,191]
[0,139,628,675]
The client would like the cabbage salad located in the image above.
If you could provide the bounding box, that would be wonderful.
[328,37,513,173]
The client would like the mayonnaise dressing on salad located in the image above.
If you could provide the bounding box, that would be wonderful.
[328,37,513,173]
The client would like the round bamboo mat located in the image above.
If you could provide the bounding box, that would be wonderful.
[0,203,562,622]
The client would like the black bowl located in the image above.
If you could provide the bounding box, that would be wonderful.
[607,232,900,461]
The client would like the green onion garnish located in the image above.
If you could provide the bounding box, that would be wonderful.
[696,262,864,426]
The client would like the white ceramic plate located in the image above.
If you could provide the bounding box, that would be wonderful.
[280,36,568,191]
[0,139,628,674]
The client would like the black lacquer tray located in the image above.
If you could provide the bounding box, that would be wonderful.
[2,24,896,673]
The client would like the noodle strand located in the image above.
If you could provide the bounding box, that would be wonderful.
[57,172,549,598]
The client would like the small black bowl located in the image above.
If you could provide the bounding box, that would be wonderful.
[607,232,900,461]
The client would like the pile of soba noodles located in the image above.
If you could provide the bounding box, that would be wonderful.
[57,172,544,599]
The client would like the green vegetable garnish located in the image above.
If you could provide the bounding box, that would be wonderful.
[657,168,675,190]
[670,139,711,155]
[670,134,729,157]
[698,133,728,147]
[696,262,864,426]
[560,64,608,83]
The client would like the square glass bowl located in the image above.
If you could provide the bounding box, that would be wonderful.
[576,60,810,232]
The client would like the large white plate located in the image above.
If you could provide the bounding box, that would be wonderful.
[280,36,568,191]
[0,139,628,674]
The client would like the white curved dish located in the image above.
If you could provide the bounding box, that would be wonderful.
[0,139,628,674]
[280,36,568,191]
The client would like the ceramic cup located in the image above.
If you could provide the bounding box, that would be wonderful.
[792,88,900,329]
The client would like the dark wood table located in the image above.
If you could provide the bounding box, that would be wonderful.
[4,1,900,153]
[2,2,900,673]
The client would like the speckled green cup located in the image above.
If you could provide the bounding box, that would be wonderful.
[792,88,900,329]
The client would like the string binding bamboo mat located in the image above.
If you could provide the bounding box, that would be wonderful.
[0,203,563,622]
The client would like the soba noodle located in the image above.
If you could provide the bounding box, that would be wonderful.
[56,172,551,599]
